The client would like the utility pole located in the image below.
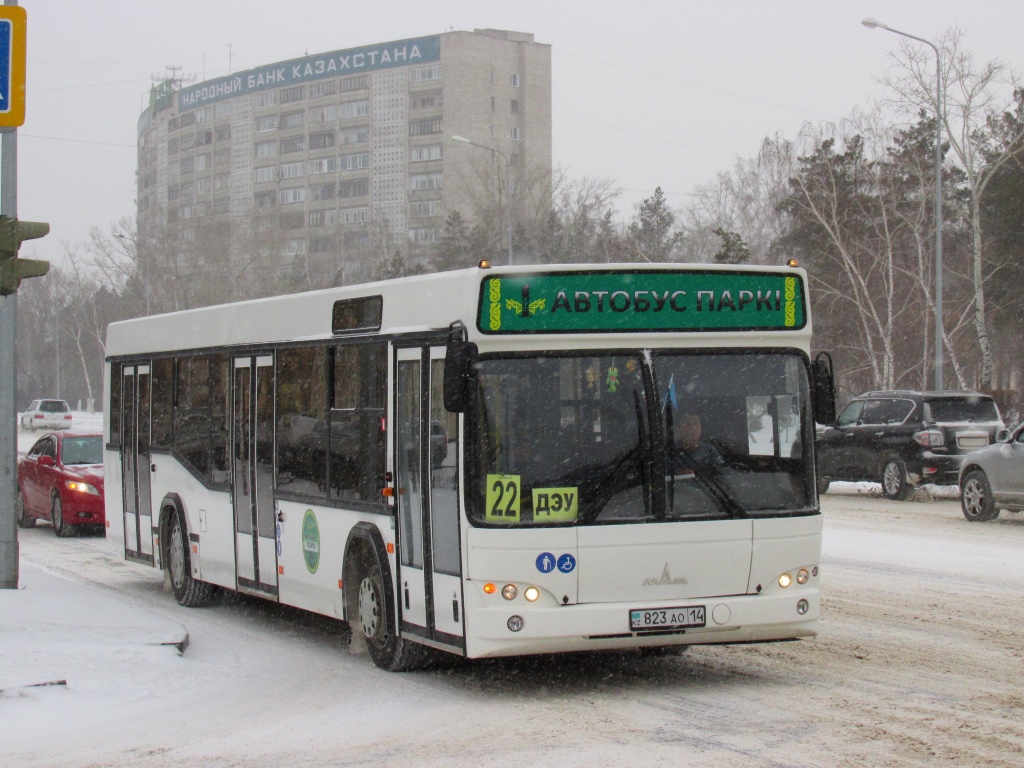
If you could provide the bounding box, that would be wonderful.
[1,2,49,589]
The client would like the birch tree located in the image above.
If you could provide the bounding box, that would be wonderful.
[882,28,1024,388]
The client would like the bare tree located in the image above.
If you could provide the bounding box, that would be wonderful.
[882,28,1024,388]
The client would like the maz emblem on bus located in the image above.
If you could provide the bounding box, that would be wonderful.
[643,564,689,586]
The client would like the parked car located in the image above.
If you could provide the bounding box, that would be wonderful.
[958,421,1024,521]
[20,399,73,431]
[816,390,1005,500]
[16,431,105,536]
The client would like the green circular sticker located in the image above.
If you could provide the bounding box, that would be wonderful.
[302,509,320,573]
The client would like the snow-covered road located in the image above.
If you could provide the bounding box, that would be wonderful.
[2,487,1023,767]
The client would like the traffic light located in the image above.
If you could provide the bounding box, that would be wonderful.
[0,215,50,295]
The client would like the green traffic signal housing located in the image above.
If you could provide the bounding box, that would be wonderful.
[0,215,50,295]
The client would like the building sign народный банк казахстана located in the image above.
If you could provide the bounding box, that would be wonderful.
[477,271,806,334]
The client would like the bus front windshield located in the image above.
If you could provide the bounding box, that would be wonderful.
[468,351,814,526]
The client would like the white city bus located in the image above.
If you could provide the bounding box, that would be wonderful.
[104,262,835,670]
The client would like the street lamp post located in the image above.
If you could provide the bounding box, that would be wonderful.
[450,135,514,266]
[862,18,943,392]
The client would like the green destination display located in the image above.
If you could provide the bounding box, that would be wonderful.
[477,270,806,334]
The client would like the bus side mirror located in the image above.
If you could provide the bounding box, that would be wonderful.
[811,352,837,426]
[443,341,478,413]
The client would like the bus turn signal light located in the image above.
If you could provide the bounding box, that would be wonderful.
[483,583,496,595]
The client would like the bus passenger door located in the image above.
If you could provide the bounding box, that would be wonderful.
[394,345,465,652]
[121,364,155,563]
[232,355,279,597]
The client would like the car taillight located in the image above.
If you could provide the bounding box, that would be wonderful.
[34,414,43,419]
[64,414,73,420]
[913,429,944,447]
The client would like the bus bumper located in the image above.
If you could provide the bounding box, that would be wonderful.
[461,588,818,659]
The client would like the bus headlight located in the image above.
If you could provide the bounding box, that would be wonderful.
[524,586,540,602]
[502,584,518,600]
[778,573,792,588]
[796,568,809,584]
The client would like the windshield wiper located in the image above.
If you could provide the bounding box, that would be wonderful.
[669,451,747,519]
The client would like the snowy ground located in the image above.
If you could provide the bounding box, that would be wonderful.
[2,480,1022,767]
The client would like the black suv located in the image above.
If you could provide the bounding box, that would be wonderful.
[816,390,1005,500]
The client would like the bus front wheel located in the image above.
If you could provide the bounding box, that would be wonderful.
[168,510,215,607]
[356,553,430,672]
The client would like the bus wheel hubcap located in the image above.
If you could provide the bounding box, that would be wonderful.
[359,574,383,643]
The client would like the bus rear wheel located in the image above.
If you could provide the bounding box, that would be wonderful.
[357,555,430,672]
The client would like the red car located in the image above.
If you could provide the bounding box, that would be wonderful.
[16,431,105,536]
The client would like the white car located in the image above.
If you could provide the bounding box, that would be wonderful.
[20,399,73,431]
[959,422,1024,521]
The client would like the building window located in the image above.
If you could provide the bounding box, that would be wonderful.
[196,177,212,194]
[255,116,279,132]
[280,188,306,204]
[213,198,230,214]
[214,125,231,141]
[180,112,196,128]
[410,201,439,217]
[179,157,195,175]
[340,101,369,120]
[168,117,180,131]
[195,153,210,170]
[511,73,520,87]
[311,182,337,201]
[511,99,519,113]
[284,238,305,255]
[214,174,230,191]
[167,138,180,154]
[322,105,340,122]
[411,92,442,110]
[256,140,277,158]
[309,81,337,98]
[280,212,304,229]
[280,162,304,180]
[339,75,369,92]
[281,111,304,129]
[255,167,276,183]
[409,228,436,243]
[411,65,441,82]
[280,136,306,154]
[280,85,304,104]
[340,126,368,144]
[309,132,335,150]
[255,91,278,108]
[214,148,231,166]
[510,126,520,141]
[310,236,334,253]
[324,209,338,225]
[410,145,442,162]
[196,107,214,123]
[410,118,441,136]
[339,152,369,171]
[308,157,338,175]
[180,133,196,150]
[167,184,179,201]
[179,181,194,198]
[307,210,324,227]
[340,207,368,224]
[256,192,276,209]
[338,179,369,197]
[215,102,232,118]
[410,172,442,191]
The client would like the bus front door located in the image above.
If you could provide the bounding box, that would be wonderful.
[394,345,465,653]
[121,364,155,564]
[232,355,279,597]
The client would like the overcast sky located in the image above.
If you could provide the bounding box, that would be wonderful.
[14,0,1024,269]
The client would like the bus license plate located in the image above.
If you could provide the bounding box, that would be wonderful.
[630,605,706,631]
